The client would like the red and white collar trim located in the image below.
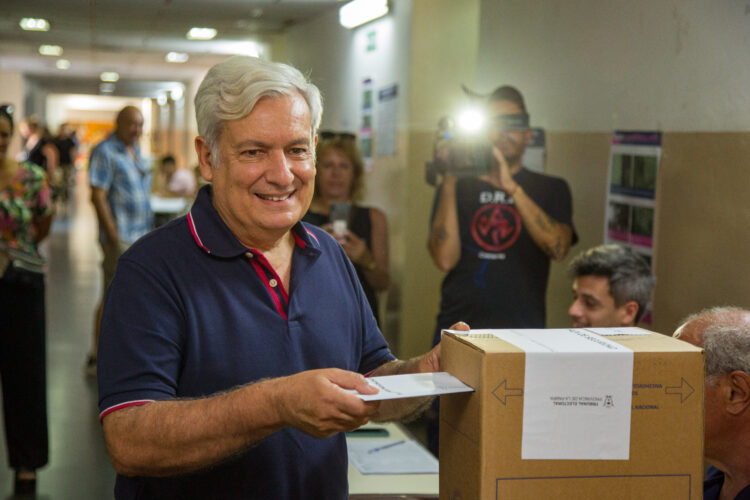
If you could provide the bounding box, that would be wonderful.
[187,211,211,254]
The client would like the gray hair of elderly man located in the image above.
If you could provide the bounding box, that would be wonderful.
[680,306,750,381]
[194,55,323,167]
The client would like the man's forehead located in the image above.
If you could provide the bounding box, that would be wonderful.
[673,320,704,345]
[574,275,612,294]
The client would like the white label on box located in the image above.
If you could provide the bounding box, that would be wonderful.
[478,328,634,460]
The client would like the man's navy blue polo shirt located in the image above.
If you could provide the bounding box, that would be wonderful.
[704,466,750,500]
[98,185,395,499]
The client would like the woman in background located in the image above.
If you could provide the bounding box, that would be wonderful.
[303,134,390,326]
[0,104,53,495]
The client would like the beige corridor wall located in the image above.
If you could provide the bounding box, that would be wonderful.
[651,133,750,333]
[542,132,611,328]
[475,0,750,333]
[400,0,481,358]
[0,70,25,159]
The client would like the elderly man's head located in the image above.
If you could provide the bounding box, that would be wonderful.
[568,244,655,328]
[674,307,750,465]
[194,56,322,169]
[193,56,322,247]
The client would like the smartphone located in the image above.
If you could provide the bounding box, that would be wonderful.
[330,202,351,238]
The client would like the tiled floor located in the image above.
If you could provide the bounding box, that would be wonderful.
[0,173,116,499]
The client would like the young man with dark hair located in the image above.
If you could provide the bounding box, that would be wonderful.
[568,244,655,328]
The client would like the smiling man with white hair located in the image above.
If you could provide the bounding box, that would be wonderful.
[96,56,467,499]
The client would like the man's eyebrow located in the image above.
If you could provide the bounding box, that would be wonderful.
[286,137,312,147]
[234,138,311,149]
[234,139,270,149]
[579,293,601,305]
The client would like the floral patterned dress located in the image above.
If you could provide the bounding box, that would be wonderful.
[0,161,53,257]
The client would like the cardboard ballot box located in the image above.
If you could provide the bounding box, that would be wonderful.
[440,328,704,500]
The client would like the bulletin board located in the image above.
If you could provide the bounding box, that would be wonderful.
[604,131,662,324]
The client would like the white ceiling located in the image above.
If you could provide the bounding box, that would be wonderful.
[0,0,343,97]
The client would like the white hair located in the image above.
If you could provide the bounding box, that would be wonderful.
[703,325,750,380]
[194,56,322,166]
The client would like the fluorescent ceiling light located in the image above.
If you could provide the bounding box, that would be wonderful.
[56,59,71,70]
[339,0,388,29]
[39,45,63,56]
[187,27,217,40]
[100,72,119,82]
[170,87,184,101]
[20,18,50,31]
[166,51,189,63]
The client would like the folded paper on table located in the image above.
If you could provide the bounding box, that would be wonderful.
[347,438,439,474]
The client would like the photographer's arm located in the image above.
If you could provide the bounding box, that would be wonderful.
[510,188,572,261]
[481,148,572,261]
[428,175,461,271]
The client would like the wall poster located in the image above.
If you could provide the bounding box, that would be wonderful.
[604,131,662,324]
[359,78,373,169]
[375,84,398,157]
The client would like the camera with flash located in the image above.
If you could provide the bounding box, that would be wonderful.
[424,110,530,186]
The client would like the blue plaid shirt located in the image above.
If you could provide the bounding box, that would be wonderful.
[89,133,153,244]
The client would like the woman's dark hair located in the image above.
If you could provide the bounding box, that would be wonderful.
[0,104,15,134]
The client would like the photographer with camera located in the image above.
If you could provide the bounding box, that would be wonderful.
[425,85,577,455]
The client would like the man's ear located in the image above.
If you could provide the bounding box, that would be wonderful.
[195,136,214,182]
[618,301,640,327]
[726,371,750,416]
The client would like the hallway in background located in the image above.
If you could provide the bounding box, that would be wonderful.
[0,171,115,498]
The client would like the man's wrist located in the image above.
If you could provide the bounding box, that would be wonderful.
[507,183,521,197]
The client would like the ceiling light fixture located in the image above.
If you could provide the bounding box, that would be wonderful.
[187,27,217,40]
[39,45,63,56]
[170,87,184,101]
[166,52,189,63]
[100,72,119,82]
[339,0,389,29]
[56,59,71,70]
[100,83,116,94]
[20,18,50,31]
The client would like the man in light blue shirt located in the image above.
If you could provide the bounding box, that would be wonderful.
[86,105,153,375]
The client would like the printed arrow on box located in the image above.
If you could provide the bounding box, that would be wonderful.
[665,377,694,403]
[492,379,523,406]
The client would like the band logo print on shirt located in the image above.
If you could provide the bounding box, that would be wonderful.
[470,203,521,252]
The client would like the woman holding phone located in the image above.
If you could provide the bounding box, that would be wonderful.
[303,133,390,326]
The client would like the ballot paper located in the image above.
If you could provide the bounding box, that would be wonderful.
[348,372,474,401]
[347,438,439,474]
